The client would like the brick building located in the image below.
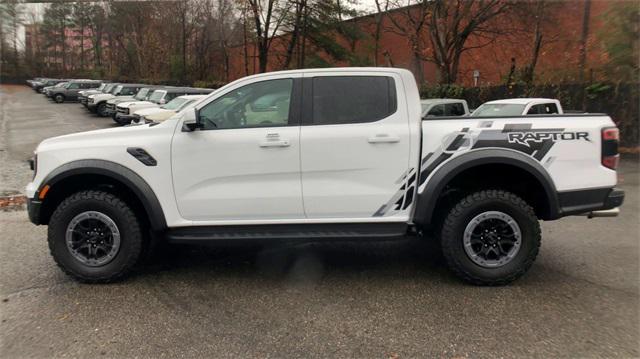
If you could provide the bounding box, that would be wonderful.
[226,1,613,86]
[24,24,104,74]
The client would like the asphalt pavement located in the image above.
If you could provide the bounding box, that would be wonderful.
[0,85,638,358]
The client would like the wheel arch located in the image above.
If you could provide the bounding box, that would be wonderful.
[36,160,167,232]
[414,148,560,228]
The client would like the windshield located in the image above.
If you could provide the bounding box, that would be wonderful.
[112,85,123,94]
[471,103,525,117]
[161,97,190,110]
[177,99,197,111]
[134,88,150,101]
[148,90,166,103]
[103,84,115,93]
[97,83,107,91]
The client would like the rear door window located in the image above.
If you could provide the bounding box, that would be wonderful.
[310,76,396,125]
[527,103,559,115]
[426,104,444,117]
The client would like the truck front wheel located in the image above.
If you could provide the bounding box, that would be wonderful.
[48,190,144,283]
[439,189,541,285]
[97,103,108,117]
[54,94,65,103]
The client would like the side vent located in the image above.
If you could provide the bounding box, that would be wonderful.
[127,147,157,166]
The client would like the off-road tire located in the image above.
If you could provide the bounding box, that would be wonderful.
[97,102,108,117]
[54,94,65,103]
[48,190,144,283]
[440,189,541,286]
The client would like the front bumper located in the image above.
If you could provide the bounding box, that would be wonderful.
[114,113,135,125]
[27,197,42,225]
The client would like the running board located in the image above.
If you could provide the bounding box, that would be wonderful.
[166,222,408,244]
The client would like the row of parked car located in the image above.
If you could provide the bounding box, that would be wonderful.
[27,77,214,126]
[27,77,565,126]
[421,97,564,118]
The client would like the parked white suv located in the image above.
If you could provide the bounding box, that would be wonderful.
[132,95,206,124]
[26,68,623,285]
[87,84,145,116]
[115,88,212,125]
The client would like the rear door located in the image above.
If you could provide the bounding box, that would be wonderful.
[299,72,412,220]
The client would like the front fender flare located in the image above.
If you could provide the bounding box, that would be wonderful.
[38,159,167,231]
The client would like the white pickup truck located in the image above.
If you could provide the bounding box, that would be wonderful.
[471,98,563,117]
[25,68,624,285]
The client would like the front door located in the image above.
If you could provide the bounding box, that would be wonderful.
[171,76,304,222]
[299,73,412,220]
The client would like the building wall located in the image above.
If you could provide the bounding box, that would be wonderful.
[227,1,611,86]
[24,24,108,73]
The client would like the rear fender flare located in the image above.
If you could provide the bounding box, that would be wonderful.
[414,148,560,227]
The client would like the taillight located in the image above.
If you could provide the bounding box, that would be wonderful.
[601,127,619,170]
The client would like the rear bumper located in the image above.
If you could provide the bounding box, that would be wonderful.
[27,197,42,225]
[558,187,625,217]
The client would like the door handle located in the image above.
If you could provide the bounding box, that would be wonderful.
[260,139,290,147]
[368,134,400,143]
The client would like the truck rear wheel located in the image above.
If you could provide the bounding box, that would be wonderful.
[439,189,540,285]
[48,190,144,283]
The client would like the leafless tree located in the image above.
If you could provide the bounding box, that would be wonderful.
[378,0,430,83]
[424,0,511,84]
[246,0,291,72]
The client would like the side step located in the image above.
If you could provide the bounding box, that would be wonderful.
[166,222,409,244]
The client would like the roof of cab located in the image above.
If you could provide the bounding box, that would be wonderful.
[235,67,414,81]
[117,83,147,87]
[482,98,558,105]
[176,94,207,100]
[420,98,467,105]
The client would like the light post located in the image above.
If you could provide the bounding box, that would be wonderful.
[473,70,480,87]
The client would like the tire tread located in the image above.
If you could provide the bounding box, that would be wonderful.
[440,189,541,286]
[48,190,142,283]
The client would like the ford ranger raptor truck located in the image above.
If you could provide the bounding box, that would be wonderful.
[25,68,624,285]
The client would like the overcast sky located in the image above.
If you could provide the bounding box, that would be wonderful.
[14,0,383,50]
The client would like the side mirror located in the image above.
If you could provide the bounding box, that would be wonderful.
[159,98,166,105]
[182,121,203,132]
[181,108,202,132]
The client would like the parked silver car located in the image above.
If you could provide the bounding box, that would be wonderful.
[50,80,103,103]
